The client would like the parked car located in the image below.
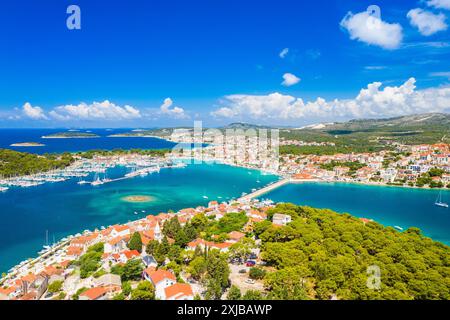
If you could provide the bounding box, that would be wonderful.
[245,279,256,284]
[249,253,257,259]
[246,260,256,267]
[238,269,247,274]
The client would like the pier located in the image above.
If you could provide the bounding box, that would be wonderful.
[239,178,291,201]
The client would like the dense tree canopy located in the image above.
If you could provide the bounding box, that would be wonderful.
[257,204,450,300]
[0,149,74,178]
[76,243,104,279]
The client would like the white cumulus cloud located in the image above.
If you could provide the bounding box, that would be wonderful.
[340,10,403,49]
[279,48,289,58]
[281,73,301,87]
[427,0,450,10]
[159,98,189,119]
[211,78,450,123]
[407,8,448,36]
[49,100,141,121]
[22,102,48,120]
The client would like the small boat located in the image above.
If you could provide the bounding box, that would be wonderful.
[134,211,138,215]
[202,195,208,199]
[91,179,104,186]
[77,180,89,185]
[435,191,449,208]
[394,226,403,231]
[42,230,50,250]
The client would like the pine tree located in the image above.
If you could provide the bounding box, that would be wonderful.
[128,232,143,253]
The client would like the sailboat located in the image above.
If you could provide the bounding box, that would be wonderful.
[435,190,449,208]
[91,172,104,186]
[43,230,51,250]
[77,176,89,185]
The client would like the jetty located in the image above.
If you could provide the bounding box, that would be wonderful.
[238,177,322,202]
[239,178,291,201]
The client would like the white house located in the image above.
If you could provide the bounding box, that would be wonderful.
[272,213,292,226]
[144,269,176,299]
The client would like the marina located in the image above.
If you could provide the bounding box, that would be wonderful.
[0,155,186,190]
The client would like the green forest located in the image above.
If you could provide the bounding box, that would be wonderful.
[0,149,75,178]
[255,203,450,300]
[0,148,172,178]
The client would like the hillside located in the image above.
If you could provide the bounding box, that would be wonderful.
[257,203,450,300]
[280,113,450,154]
[318,113,450,131]
[220,122,273,130]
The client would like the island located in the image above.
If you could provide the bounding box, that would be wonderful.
[41,132,100,139]
[108,129,170,139]
[121,195,155,203]
[9,142,45,147]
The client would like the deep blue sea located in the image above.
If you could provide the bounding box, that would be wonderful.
[0,128,177,154]
[260,182,450,245]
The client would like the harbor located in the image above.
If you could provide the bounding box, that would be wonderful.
[0,154,186,190]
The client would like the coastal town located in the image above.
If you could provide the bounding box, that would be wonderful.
[179,130,450,190]
[0,198,278,300]
[278,142,450,188]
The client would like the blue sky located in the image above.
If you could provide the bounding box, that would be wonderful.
[0,0,449,127]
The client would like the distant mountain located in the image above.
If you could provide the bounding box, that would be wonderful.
[220,122,273,130]
[303,113,450,131]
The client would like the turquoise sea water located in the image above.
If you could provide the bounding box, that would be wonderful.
[259,182,450,245]
[0,163,279,272]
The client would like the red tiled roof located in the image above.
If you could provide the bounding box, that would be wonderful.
[228,231,245,241]
[149,269,176,284]
[113,225,130,232]
[122,250,140,259]
[19,291,37,300]
[164,283,193,299]
[80,287,108,300]
[21,273,37,283]
[67,246,83,256]
[143,266,157,275]
[0,286,16,296]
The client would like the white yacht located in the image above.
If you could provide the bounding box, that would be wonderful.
[435,191,449,208]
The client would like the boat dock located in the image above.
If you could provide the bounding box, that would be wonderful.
[239,178,291,201]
